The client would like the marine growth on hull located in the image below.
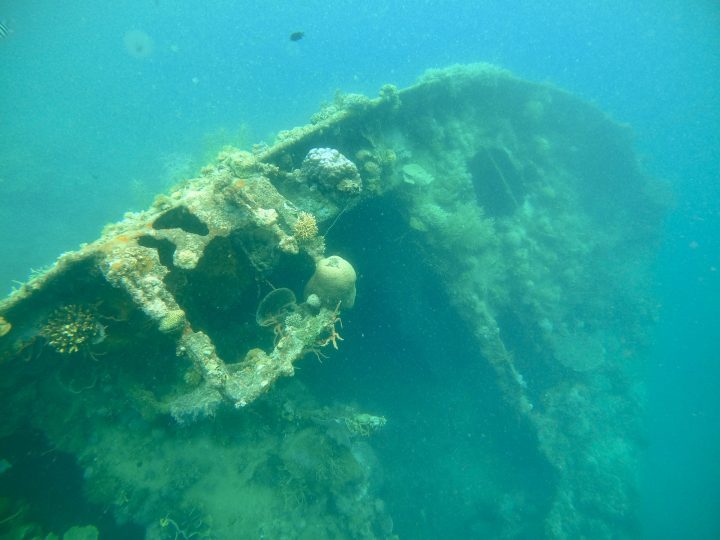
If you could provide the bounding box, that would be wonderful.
[0,64,666,539]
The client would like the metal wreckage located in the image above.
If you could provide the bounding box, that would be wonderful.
[0,65,666,538]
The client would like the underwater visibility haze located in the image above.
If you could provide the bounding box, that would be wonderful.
[0,1,719,539]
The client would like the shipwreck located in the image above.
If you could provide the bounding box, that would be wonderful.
[0,64,666,539]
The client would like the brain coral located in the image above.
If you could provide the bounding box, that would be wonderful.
[304,255,357,309]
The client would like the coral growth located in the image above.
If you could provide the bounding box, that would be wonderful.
[304,255,357,309]
[157,309,186,334]
[301,148,362,195]
[40,305,105,355]
[256,288,297,327]
[292,211,319,240]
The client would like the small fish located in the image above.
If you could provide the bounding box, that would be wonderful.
[0,22,11,40]
[289,31,304,42]
[0,458,11,475]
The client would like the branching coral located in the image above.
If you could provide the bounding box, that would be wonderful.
[293,211,319,240]
[40,305,105,355]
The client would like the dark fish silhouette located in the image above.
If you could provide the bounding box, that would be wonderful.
[289,31,304,42]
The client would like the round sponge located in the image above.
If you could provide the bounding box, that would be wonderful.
[304,256,357,309]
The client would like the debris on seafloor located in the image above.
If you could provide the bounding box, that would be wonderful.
[0,64,667,538]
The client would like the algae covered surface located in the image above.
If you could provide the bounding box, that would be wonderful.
[0,65,666,539]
